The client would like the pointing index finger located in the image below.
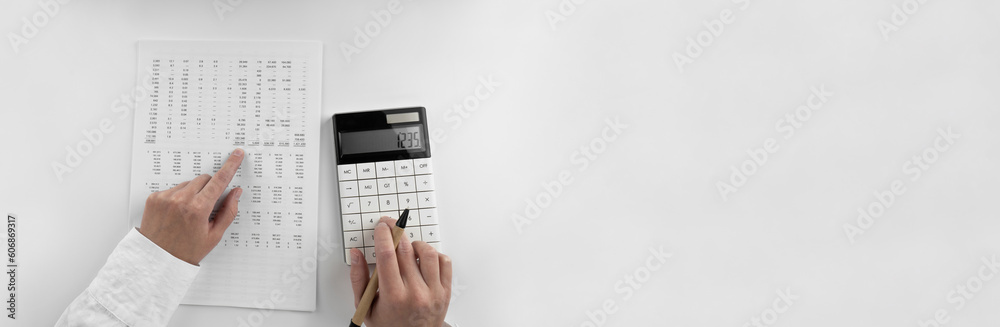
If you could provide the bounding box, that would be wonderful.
[200,148,244,199]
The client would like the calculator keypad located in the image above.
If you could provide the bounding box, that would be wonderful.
[339,159,441,265]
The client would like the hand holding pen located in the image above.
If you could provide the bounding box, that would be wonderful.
[349,213,453,327]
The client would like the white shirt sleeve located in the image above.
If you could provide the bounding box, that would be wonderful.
[54,228,456,327]
[55,228,200,327]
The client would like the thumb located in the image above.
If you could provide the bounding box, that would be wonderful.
[211,187,242,236]
[349,248,370,307]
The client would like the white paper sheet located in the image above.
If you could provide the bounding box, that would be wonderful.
[127,40,322,311]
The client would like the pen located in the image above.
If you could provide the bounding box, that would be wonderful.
[349,208,409,327]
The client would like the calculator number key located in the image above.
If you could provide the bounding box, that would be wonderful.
[379,195,399,211]
[362,212,381,229]
[379,211,399,220]
[360,196,379,213]
[397,193,417,209]
[405,226,422,242]
[364,247,378,265]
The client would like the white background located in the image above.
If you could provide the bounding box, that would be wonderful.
[2,0,1000,326]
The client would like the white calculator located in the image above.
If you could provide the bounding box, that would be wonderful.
[333,107,441,265]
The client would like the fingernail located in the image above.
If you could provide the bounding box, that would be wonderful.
[350,249,359,264]
[235,188,243,198]
[233,148,244,157]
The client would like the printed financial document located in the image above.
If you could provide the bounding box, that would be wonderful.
[126,40,322,311]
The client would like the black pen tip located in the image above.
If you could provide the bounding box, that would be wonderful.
[397,209,409,228]
[349,322,361,327]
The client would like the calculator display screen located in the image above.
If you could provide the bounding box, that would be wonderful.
[339,126,424,155]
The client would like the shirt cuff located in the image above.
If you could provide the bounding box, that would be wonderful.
[86,228,200,326]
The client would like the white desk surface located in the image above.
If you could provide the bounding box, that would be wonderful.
[2,1,1000,326]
